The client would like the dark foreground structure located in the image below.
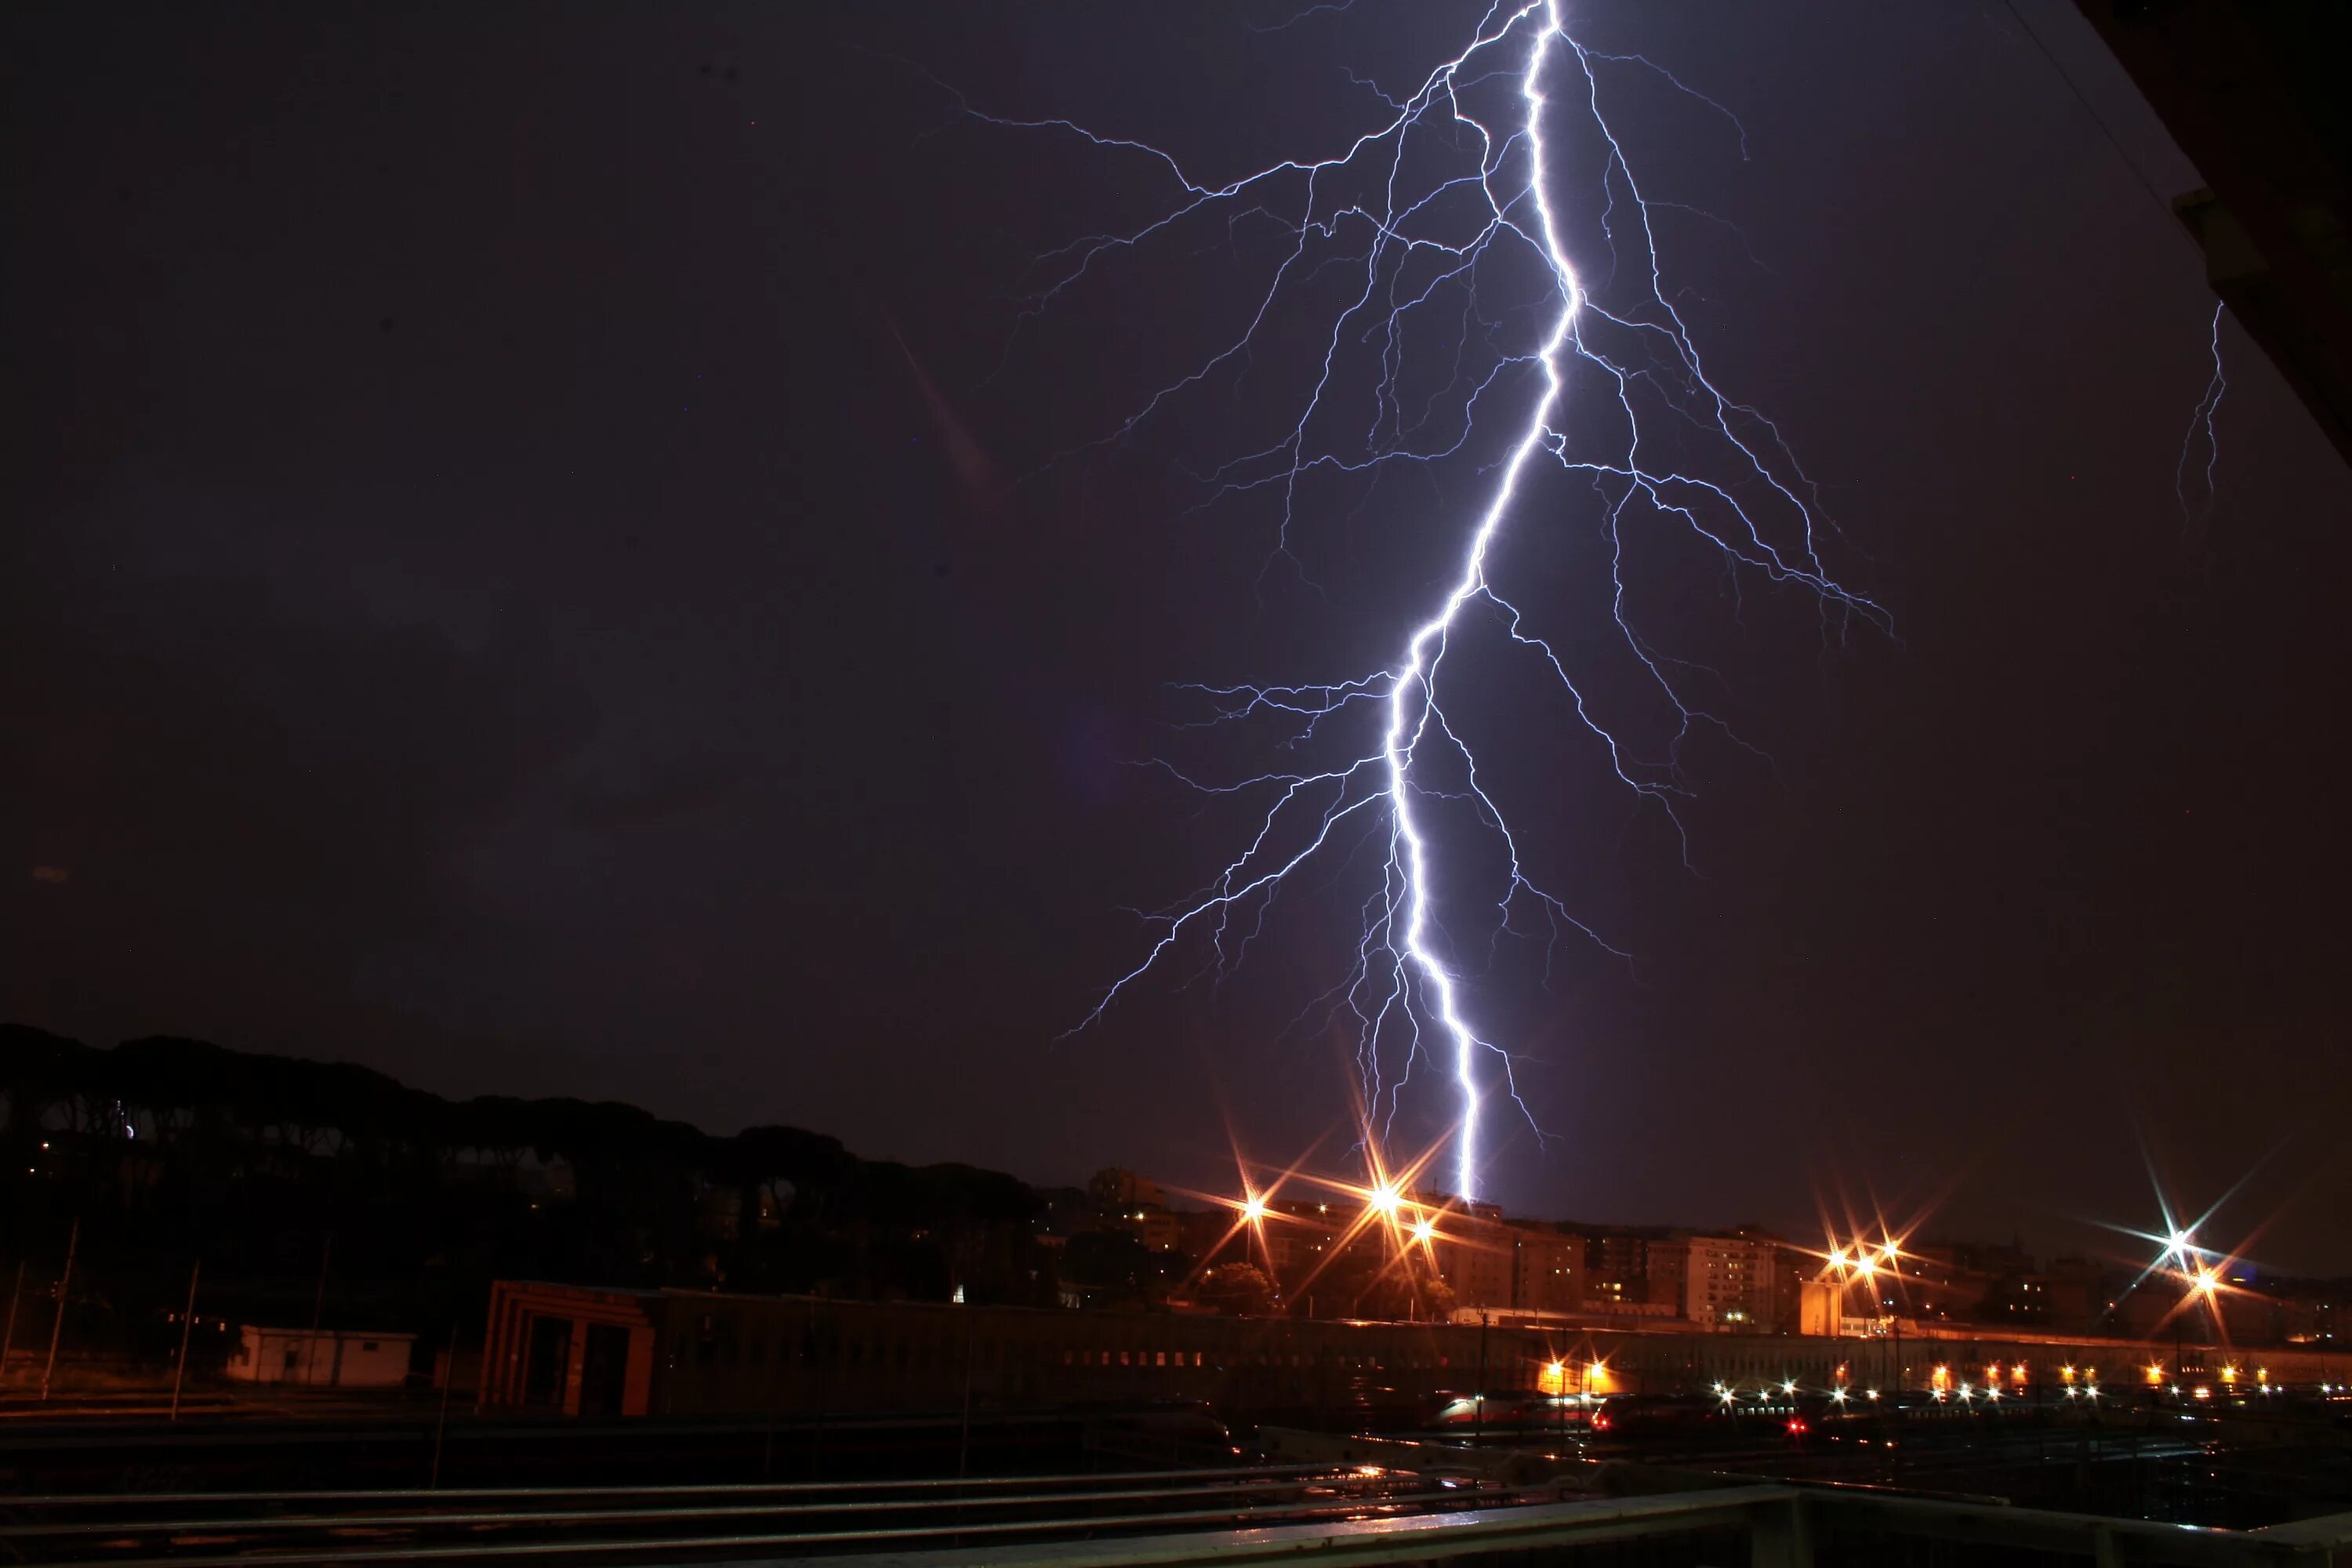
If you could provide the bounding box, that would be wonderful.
[2075,0,2352,469]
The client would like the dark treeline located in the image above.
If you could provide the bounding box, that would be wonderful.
[1,1025,1054,1352]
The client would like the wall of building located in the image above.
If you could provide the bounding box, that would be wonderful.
[478,1280,659,1417]
[478,1280,2352,1423]
[1508,1227,1584,1314]
[226,1327,414,1387]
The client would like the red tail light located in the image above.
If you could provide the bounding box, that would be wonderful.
[1787,1418,1807,1434]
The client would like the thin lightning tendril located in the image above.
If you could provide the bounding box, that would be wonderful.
[2176,301,2227,543]
[973,2,1886,1199]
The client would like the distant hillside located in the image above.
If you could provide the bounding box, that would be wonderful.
[0,1024,1054,1323]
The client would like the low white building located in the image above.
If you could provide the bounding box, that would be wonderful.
[226,1326,416,1388]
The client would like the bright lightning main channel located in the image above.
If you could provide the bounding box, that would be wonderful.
[971,2,1886,1199]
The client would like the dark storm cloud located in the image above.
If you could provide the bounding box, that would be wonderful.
[2,565,593,1047]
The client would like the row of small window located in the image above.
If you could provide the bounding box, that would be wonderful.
[675,1331,1472,1376]
[245,1339,383,1367]
[1057,1348,1466,1370]
[679,1331,1044,1371]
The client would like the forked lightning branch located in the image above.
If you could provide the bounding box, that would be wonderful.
[969,2,1884,1197]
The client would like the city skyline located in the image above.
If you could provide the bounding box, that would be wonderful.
[12,1022,2343,1287]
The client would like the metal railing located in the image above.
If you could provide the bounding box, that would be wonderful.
[0,1464,1476,1565]
[5,1455,2348,1565]
[773,1486,2352,1568]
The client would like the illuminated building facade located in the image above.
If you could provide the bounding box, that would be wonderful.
[1664,1232,1781,1331]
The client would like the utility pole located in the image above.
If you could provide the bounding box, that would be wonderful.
[760,1318,782,1482]
[306,1232,333,1387]
[41,1218,79,1402]
[956,1313,977,1483]
[430,1327,460,1489]
[1474,1312,1490,1440]
[170,1258,202,1420]
[0,1261,24,1387]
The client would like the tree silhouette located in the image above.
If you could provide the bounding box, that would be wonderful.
[0,1024,1058,1330]
[1195,1261,1275,1316]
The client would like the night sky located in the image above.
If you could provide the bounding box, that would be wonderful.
[10,3,2349,1270]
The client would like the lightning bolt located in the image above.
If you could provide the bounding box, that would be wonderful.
[963,2,1885,1199]
[2176,300,2226,543]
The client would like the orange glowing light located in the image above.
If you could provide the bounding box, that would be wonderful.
[1410,1218,1436,1243]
